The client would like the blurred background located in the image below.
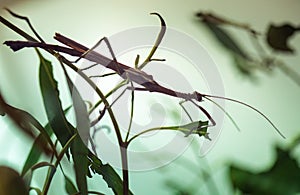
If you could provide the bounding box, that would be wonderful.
[0,0,299,194]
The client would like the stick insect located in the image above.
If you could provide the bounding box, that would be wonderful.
[3,13,285,139]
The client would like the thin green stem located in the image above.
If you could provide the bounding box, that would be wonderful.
[120,145,129,195]
[125,82,135,142]
[42,134,78,195]
[41,140,57,195]
[127,126,192,145]
[88,80,128,115]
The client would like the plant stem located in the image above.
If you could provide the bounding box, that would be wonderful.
[120,143,129,195]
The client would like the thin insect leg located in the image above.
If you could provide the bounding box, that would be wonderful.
[88,133,98,156]
[74,37,108,63]
[126,86,148,91]
[110,85,129,108]
[80,63,99,71]
[179,100,193,122]
[76,36,126,80]
[182,100,216,137]
[90,125,111,156]
[74,37,123,70]
[89,72,116,79]
[190,100,216,127]
[90,109,106,127]
[5,8,45,43]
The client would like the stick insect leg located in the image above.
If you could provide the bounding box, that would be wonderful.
[76,37,124,80]
[80,63,99,71]
[190,100,216,127]
[80,37,125,127]
[5,8,45,43]
[179,100,193,122]
[89,81,136,127]
[179,100,216,137]
[90,80,132,127]
[90,108,106,127]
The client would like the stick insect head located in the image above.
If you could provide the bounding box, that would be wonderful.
[192,91,203,102]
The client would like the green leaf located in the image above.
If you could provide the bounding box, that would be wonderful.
[58,58,90,194]
[22,106,72,177]
[178,120,209,138]
[70,134,89,195]
[196,19,258,78]
[88,153,134,195]
[266,24,300,53]
[38,50,73,147]
[203,22,251,60]
[37,51,89,194]
[0,92,53,155]
[230,147,300,195]
[22,124,53,176]
[64,175,78,194]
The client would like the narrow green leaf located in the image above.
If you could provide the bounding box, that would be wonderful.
[58,58,90,195]
[64,175,78,194]
[22,105,72,177]
[37,50,73,147]
[22,123,53,176]
[196,19,256,77]
[0,92,54,156]
[88,153,133,195]
[70,135,89,195]
[180,120,209,138]
[22,135,47,177]
[204,22,250,60]
[37,51,89,194]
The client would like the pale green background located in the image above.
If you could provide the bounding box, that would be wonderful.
[0,0,299,194]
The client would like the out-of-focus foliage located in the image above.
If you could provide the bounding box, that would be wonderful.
[230,147,300,195]
[196,12,300,85]
[266,24,300,53]
[196,11,300,195]
[0,166,28,195]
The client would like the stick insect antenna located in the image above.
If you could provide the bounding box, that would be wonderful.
[204,96,241,132]
[202,94,285,138]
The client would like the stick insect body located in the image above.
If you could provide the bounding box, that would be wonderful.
[3,13,285,138]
